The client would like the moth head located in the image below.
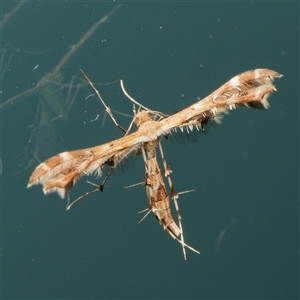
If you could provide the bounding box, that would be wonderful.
[133,110,153,127]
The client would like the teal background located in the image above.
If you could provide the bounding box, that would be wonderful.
[1,1,298,299]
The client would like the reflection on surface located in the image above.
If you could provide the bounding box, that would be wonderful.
[0,0,26,29]
[1,3,122,174]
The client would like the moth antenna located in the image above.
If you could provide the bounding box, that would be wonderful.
[120,79,152,112]
[120,80,168,119]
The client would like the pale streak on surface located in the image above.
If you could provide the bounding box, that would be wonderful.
[215,219,237,252]
[0,0,26,28]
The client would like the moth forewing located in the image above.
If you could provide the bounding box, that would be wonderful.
[158,69,282,135]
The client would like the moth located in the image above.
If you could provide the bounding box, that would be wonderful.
[28,68,282,259]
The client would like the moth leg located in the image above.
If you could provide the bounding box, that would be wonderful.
[157,140,187,259]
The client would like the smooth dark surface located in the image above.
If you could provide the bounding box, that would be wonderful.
[1,1,299,299]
